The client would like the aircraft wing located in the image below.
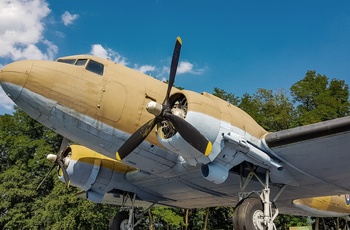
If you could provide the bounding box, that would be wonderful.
[264,116,350,204]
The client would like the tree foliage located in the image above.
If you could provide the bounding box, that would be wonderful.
[239,88,295,131]
[0,108,116,229]
[291,70,350,125]
[213,87,240,106]
[151,207,184,229]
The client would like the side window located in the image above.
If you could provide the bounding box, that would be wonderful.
[57,59,76,64]
[86,60,104,76]
[75,59,87,66]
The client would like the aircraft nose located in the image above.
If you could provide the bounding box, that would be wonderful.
[0,60,33,102]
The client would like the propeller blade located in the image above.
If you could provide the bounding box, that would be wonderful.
[116,118,158,161]
[165,113,212,156]
[164,36,182,105]
[36,164,56,190]
[117,37,212,160]
[59,137,69,153]
[37,137,70,190]
[57,160,71,188]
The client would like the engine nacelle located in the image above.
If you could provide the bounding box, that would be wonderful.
[293,195,350,217]
[201,162,229,184]
[156,92,221,164]
[58,145,135,201]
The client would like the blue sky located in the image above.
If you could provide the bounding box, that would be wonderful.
[1,0,350,115]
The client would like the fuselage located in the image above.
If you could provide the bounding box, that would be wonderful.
[0,55,267,167]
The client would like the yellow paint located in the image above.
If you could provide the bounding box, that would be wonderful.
[68,145,136,173]
[205,142,212,156]
[116,152,121,161]
[177,36,182,45]
[311,196,331,211]
[294,195,350,214]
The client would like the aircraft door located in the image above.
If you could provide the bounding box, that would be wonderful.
[75,71,105,117]
[97,81,126,124]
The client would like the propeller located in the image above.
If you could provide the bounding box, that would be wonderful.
[37,137,71,190]
[116,37,212,161]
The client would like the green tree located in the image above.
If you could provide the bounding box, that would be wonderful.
[239,88,295,131]
[275,215,309,230]
[186,208,206,230]
[0,108,116,229]
[290,70,350,125]
[0,108,59,229]
[207,207,234,230]
[212,87,240,106]
[31,180,116,230]
[151,207,184,229]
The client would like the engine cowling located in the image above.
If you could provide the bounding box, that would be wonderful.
[293,195,350,217]
[155,92,221,164]
[58,145,136,201]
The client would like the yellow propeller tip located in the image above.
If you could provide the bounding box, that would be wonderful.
[204,142,212,156]
[116,152,122,161]
[177,36,182,45]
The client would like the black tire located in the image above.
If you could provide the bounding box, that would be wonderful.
[109,211,130,230]
[233,198,266,230]
[232,201,241,230]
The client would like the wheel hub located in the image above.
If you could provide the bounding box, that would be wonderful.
[120,219,129,230]
[252,209,265,230]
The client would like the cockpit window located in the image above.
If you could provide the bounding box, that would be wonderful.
[57,58,104,76]
[75,59,87,66]
[86,60,104,76]
[57,59,76,64]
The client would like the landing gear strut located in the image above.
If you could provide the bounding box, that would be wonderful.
[109,192,157,230]
[233,167,286,230]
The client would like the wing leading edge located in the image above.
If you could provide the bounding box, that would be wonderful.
[265,116,350,148]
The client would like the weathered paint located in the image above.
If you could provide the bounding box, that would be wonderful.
[1,55,267,150]
[293,195,350,217]
[65,145,136,174]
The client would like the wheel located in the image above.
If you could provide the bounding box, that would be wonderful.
[109,211,130,230]
[233,198,266,230]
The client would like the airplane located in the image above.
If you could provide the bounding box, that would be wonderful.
[1,36,350,230]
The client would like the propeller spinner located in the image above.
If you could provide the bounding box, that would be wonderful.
[116,37,212,161]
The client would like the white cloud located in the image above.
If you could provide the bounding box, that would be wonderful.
[155,61,205,81]
[0,87,15,112]
[134,65,156,74]
[89,45,205,79]
[177,61,205,75]
[177,61,193,74]
[0,0,58,61]
[90,44,128,66]
[61,11,79,26]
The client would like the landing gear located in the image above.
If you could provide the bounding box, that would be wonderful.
[233,198,265,230]
[109,211,131,230]
[109,192,157,230]
[233,167,286,230]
